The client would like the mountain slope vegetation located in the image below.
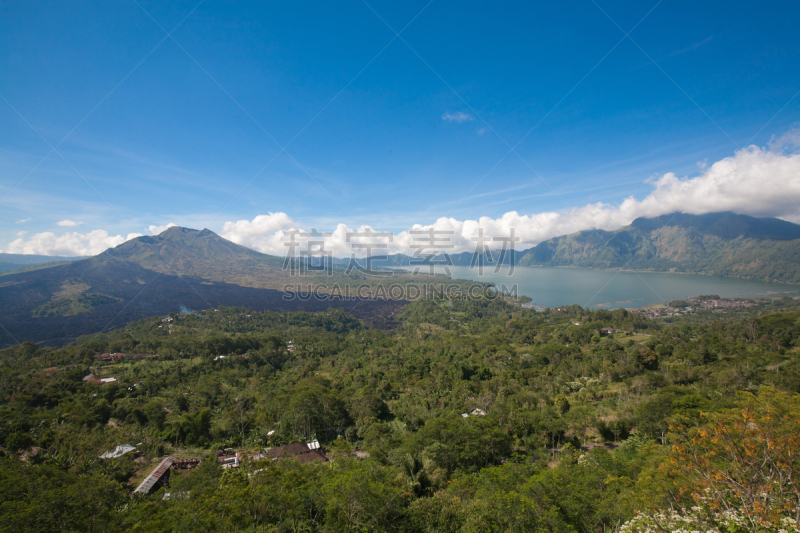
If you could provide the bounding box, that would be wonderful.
[1,295,799,531]
[516,212,800,283]
[96,226,287,288]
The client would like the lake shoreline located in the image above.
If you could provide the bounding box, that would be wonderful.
[423,265,800,310]
[505,264,800,286]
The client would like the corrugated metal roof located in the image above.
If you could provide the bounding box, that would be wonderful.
[134,456,175,494]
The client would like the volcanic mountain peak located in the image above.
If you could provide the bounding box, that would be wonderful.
[93,226,282,277]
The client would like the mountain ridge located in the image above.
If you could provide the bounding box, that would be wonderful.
[515,211,800,283]
[6,212,798,284]
[92,226,286,287]
[0,252,86,274]
[368,212,800,282]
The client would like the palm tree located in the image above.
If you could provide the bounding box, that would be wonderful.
[399,453,431,497]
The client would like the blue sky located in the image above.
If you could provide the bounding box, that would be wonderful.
[1,0,799,256]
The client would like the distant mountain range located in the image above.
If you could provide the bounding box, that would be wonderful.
[0,253,86,274]
[374,212,800,284]
[2,211,798,347]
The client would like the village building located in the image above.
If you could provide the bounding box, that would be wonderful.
[263,441,328,464]
[83,376,119,385]
[134,457,175,495]
[133,457,203,495]
[219,454,240,469]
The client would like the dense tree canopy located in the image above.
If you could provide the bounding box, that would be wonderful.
[1,296,799,531]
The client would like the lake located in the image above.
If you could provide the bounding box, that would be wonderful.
[403,265,799,309]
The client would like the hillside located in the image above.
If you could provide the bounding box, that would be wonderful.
[2,295,800,531]
[0,228,412,347]
[95,226,288,288]
[516,212,800,283]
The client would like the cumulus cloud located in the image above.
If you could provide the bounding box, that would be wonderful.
[624,143,800,220]
[216,137,800,257]
[220,212,297,250]
[5,230,142,256]
[149,222,177,235]
[56,219,82,227]
[441,111,473,123]
[6,134,799,259]
[15,218,30,224]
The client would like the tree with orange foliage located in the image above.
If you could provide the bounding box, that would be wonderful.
[667,387,800,530]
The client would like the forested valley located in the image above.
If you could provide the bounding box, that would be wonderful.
[2,294,800,532]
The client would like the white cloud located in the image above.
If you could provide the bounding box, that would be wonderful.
[15,218,31,224]
[149,222,177,235]
[5,230,142,256]
[441,111,474,123]
[56,219,82,227]
[220,212,296,250]
[771,128,800,153]
[216,136,800,256]
[6,134,799,259]
[624,143,800,220]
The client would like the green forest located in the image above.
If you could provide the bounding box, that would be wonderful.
[2,294,800,532]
